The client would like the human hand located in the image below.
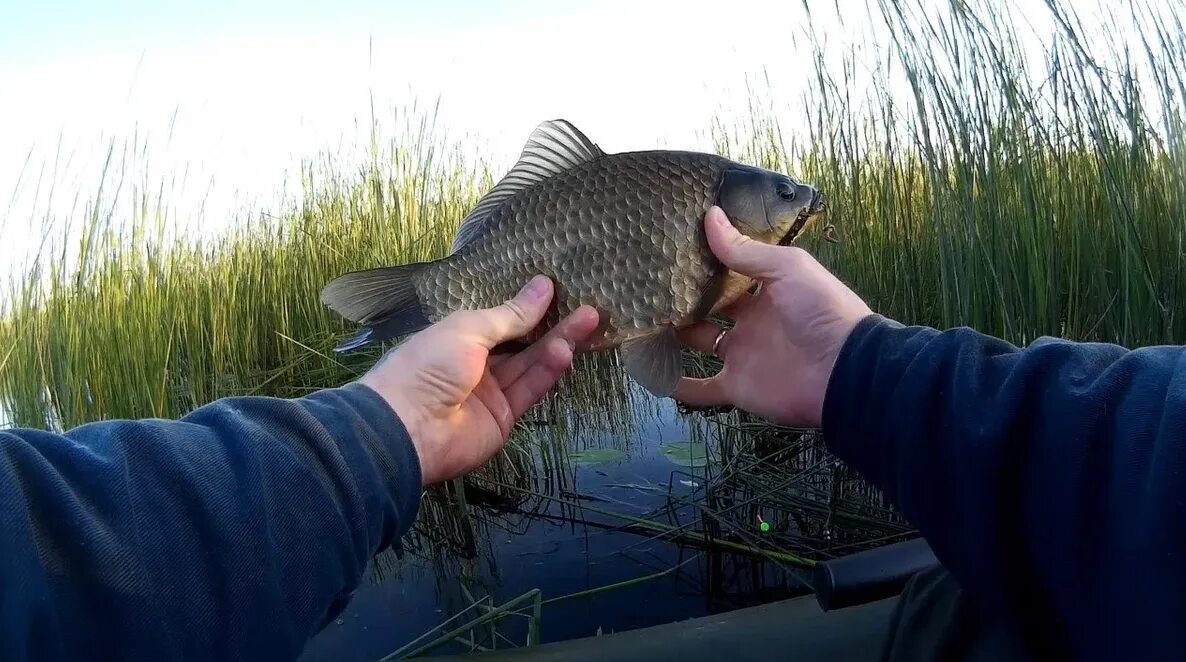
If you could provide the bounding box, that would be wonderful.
[674,206,873,427]
[358,276,600,485]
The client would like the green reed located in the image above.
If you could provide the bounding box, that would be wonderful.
[0,104,491,429]
[777,0,1184,347]
[690,0,1186,563]
[2,0,1184,433]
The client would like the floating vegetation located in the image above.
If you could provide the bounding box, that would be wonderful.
[660,441,711,468]
[568,448,628,466]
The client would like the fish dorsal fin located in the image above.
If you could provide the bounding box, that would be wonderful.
[450,119,606,252]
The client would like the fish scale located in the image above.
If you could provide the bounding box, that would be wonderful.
[426,151,725,347]
[321,119,826,397]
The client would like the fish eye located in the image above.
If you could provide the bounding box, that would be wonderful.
[776,182,796,202]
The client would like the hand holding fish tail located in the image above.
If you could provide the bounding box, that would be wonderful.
[673,206,873,427]
[358,275,600,485]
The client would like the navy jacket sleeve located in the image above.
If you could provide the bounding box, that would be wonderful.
[0,382,422,662]
[822,315,1186,660]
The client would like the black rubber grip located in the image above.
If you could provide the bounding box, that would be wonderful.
[812,537,939,611]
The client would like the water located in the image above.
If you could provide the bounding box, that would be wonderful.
[299,400,718,660]
[0,354,908,659]
[296,377,911,661]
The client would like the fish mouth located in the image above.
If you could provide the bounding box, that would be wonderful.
[779,190,827,246]
[807,190,826,216]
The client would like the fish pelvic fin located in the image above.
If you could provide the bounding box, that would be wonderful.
[320,262,433,352]
[620,327,683,398]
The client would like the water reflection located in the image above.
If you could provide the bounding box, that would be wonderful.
[299,354,913,661]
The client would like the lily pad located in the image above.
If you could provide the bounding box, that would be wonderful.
[660,441,711,467]
[569,448,627,466]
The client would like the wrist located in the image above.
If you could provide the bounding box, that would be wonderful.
[799,314,872,427]
[390,395,440,487]
[359,378,438,486]
[820,313,884,431]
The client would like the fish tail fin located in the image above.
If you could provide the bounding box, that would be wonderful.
[320,262,433,352]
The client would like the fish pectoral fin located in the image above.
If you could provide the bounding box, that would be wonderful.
[620,327,682,398]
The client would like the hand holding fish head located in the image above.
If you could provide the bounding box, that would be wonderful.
[674,206,872,427]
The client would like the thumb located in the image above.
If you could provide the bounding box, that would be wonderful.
[704,206,787,279]
[466,275,554,348]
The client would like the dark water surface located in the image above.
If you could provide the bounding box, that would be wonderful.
[297,376,906,661]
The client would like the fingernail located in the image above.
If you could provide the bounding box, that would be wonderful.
[520,275,550,301]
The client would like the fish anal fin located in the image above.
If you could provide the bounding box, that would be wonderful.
[620,327,682,397]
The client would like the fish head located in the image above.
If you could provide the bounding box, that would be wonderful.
[716,165,826,246]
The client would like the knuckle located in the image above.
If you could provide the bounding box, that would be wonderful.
[490,394,515,436]
[787,245,815,263]
[500,298,531,324]
[728,232,751,251]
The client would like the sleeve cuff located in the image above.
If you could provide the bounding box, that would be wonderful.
[312,382,424,540]
[821,314,927,477]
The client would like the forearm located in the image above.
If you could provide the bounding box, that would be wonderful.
[822,315,1186,657]
[0,383,422,661]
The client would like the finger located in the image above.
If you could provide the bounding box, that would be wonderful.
[677,321,725,355]
[704,206,792,279]
[504,337,575,419]
[473,370,515,439]
[489,340,530,355]
[720,287,759,319]
[700,293,756,324]
[492,305,599,386]
[672,375,732,408]
[459,275,555,349]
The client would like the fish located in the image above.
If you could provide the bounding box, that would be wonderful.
[320,119,827,397]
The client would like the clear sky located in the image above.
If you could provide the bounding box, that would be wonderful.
[0,0,1132,282]
[1,0,836,271]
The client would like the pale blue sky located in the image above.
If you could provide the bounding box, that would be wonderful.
[0,1,572,56]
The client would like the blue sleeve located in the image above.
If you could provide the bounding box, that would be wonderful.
[822,315,1186,659]
[0,382,423,662]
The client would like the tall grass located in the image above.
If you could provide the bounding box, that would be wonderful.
[0,106,492,429]
[783,0,1182,347]
[2,0,1185,432]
